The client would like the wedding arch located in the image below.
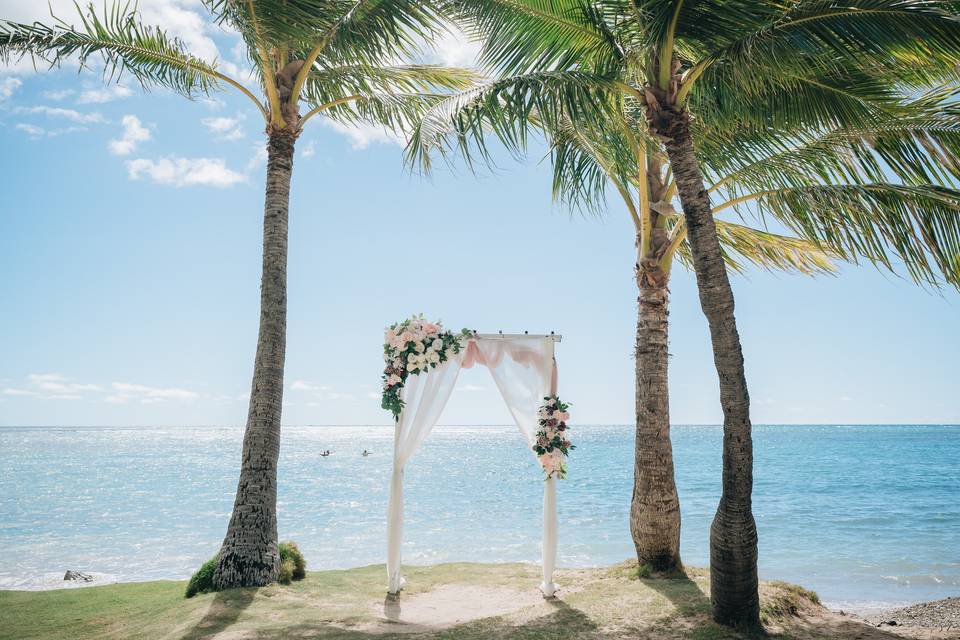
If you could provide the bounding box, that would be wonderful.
[380,318,572,598]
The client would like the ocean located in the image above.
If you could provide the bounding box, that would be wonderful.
[0,423,957,610]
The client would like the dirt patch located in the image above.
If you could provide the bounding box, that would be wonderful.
[366,584,547,633]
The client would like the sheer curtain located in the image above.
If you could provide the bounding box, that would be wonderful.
[386,355,464,594]
[385,336,559,597]
[465,336,559,596]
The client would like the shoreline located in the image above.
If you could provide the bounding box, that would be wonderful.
[2,561,959,640]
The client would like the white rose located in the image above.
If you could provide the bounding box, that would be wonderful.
[432,339,444,351]
[407,353,418,364]
[415,341,425,353]
[445,348,454,360]
[429,351,441,364]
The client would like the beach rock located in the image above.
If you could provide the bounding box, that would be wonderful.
[63,570,93,582]
[866,597,960,630]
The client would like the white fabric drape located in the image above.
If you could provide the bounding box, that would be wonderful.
[468,338,558,596]
[385,336,559,596]
[386,355,464,594]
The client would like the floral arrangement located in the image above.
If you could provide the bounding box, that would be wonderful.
[532,395,574,480]
[381,315,471,421]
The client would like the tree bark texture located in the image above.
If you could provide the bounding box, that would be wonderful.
[213,128,295,589]
[652,107,760,629]
[630,262,682,573]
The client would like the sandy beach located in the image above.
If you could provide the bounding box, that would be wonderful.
[3,562,960,640]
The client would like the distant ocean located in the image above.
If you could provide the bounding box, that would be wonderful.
[1,424,958,610]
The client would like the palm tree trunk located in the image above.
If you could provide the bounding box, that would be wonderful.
[213,128,295,589]
[630,263,682,573]
[657,109,760,629]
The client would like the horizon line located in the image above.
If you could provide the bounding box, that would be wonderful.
[1,422,959,429]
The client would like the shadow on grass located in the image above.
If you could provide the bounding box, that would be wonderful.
[242,595,599,640]
[179,587,258,640]
[642,575,914,640]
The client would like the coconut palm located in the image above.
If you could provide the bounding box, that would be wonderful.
[410,0,960,627]
[0,0,474,589]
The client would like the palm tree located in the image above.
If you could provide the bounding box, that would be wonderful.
[410,0,960,627]
[549,114,838,578]
[1,0,473,589]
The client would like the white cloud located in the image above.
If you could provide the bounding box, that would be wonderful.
[3,373,203,404]
[110,381,200,402]
[202,115,245,141]
[126,156,246,187]
[4,373,101,399]
[43,89,75,101]
[200,96,227,110]
[15,123,87,137]
[27,374,64,383]
[246,144,268,172]
[14,105,106,123]
[27,373,102,393]
[2,1,231,76]
[291,380,331,393]
[136,0,221,63]
[322,119,405,150]
[0,56,44,76]
[15,123,46,136]
[78,84,133,104]
[108,115,151,155]
[0,77,23,101]
[431,28,481,67]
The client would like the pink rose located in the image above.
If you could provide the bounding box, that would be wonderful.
[422,322,439,334]
[555,411,569,422]
[539,454,556,473]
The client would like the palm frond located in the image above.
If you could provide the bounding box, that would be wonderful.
[675,220,838,276]
[314,91,459,136]
[547,111,642,214]
[734,184,960,288]
[0,2,239,100]
[699,103,960,195]
[685,0,960,92]
[302,63,478,105]
[448,0,620,75]
[407,69,621,171]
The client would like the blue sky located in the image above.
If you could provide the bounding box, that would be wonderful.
[1,0,958,427]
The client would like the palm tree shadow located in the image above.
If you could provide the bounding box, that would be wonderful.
[643,571,713,618]
[179,587,258,640]
[497,598,599,638]
[376,592,597,638]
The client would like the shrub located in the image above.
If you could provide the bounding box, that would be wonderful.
[278,558,295,584]
[278,541,306,581]
[185,555,218,598]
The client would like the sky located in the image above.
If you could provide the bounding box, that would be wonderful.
[1,0,958,427]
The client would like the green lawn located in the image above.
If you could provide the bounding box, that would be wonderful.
[0,562,905,640]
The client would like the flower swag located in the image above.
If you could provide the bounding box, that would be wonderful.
[533,395,574,480]
[381,315,471,421]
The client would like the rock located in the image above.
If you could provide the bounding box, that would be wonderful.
[64,570,93,582]
[866,597,960,630]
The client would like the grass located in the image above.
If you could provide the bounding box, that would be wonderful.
[0,561,887,640]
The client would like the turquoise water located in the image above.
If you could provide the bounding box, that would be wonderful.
[1,424,958,609]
